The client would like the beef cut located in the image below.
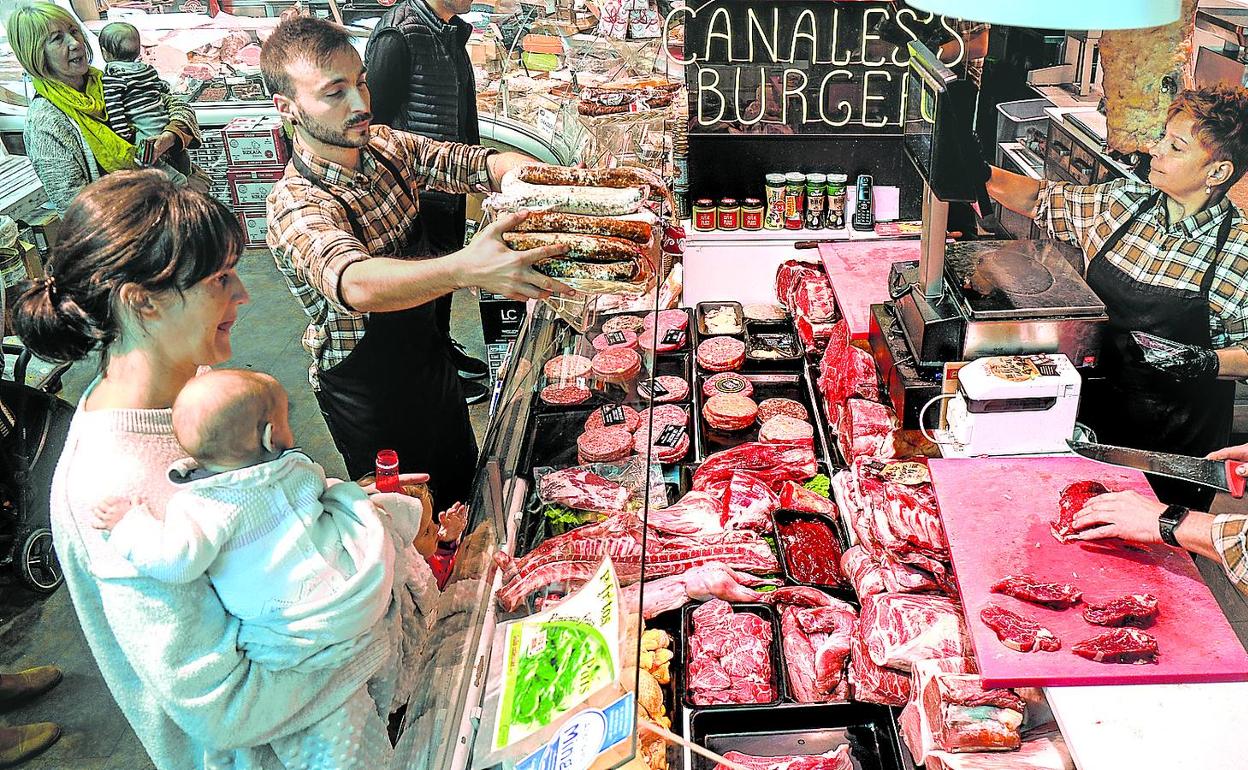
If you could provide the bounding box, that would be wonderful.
[980,604,1061,653]
[688,600,777,705]
[848,634,910,706]
[1082,594,1160,627]
[990,574,1083,609]
[922,670,1025,755]
[715,747,852,770]
[717,471,781,531]
[538,467,630,512]
[1071,628,1159,664]
[860,593,970,672]
[775,259,826,312]
[792,275,838,323]
[838,399,898,463]
[1052,480,1109,543]
[779,480,837,516]
[840,545,887,598]
[771,587,857,703]
[692,441,818,492]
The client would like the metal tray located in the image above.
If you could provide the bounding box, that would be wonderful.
[772,509,855,602]
[696,301,746,338]
[693,371,832,468]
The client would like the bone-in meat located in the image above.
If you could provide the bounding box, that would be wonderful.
[980,605,1061,653]
[1082,594,1160,627]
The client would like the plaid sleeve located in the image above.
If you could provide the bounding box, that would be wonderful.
[386,125,496,195]
[1209,233,1248,347]
[266,180,371,314]
[1213,513,1248,593]
[1034,180,1102,248]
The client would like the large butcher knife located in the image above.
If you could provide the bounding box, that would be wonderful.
[1067,440,1247,498]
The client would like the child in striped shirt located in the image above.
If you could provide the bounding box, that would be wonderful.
[98,22,188,185]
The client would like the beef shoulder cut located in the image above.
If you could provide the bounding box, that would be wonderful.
[980,604,1061,653]
[1083,593,1159,627]
[692,441,818,492]
[991,574,1083,609]
[1072,628,1159,664]
[1052,480,1109,542]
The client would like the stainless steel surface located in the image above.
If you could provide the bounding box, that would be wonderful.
[962,314,1106,367]
[1067,440,1231,492]
[1197,6,1248,57]
[920,186,949,299]
[945,239,1105,320]
[1195,45,1248,88]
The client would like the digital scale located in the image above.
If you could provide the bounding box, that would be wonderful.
[869,42,1108,432]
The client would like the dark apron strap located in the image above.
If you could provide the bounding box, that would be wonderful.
[1197,208,1237,299]
[291,153,369,244]
[1089,191,1162,268]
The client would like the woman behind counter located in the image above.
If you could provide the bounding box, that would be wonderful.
[986,85,1248,508]
[5,2,202,212]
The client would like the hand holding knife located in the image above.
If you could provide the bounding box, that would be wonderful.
[1067,439,1247,498]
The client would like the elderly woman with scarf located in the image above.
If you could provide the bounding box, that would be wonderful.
[5,2,202,213]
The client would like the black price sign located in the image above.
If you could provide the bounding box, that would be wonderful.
[669,1,967,136]
[639,378,671,399]
[606,331,628,346]
[600,404,627,426]
[656,424,685,448]
[663,328,686,345]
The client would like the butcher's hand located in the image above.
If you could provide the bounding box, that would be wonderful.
[453,211,573,301]
[1129,331,1220,382]
[438,502,469,543]
[1208,444,1248,477]
[358,472,430,495]
[1068,490,1166,545]
[91,495,145,531]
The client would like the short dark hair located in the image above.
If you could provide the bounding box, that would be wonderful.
[1168,85,1248,190]
[260,17,354,97]
[11,170,244,364]
[99,21,140,61]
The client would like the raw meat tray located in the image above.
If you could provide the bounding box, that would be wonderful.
[685,702,903,770]
[679,602,786,711]
[772,509,856,603]
[533,348,693,414]
[930,456,1248,688]
[692,370,834,469]
[590,308,695,357]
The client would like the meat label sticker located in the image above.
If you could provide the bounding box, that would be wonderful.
[713,375,749,394]
[655,424,685,448]
[638,378,670,398]
[881,461,931,486]
[984,356,1041,382]
[662,328,685,345]
[606,331,628,346]
[599,404,627,427]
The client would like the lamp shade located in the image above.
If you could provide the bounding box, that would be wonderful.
[904,0,1181,30]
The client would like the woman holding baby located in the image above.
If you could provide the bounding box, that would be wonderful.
[11,170,439,769]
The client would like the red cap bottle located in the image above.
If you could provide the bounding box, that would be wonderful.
[375,449,401,493]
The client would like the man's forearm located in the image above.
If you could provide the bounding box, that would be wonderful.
[486,151,539,191]
[1175,510,1220,562]
[986,166,1042,217]
[1216,346,1248,379]
[340,255,464,313]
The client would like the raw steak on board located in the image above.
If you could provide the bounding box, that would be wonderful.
[1052,480,1110,542]
[1072,628,1159,664]
[1082,594,1160,627]
[991,574,1083,609]
[980,605,1061,653]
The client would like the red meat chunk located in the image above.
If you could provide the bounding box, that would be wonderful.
[1072,628,1159,664]
[980,604,1061,653]
[990,574,1083,609]
[1052,480,1110,542]
[1083,594,1160,627]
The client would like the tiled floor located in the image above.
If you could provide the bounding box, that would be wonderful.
[0,247,491,769]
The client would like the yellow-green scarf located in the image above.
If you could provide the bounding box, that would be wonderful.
[32,68,136,174]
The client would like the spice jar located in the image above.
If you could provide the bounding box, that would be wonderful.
[764,173,787,230]
[783,172,806,230]
[825,173,848,229]
[741,198,764,230]
[692,198,716,231]
[717,198,740,230]
[805,173,827,231]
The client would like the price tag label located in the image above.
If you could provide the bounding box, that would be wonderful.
[655,424,685,448]
[600,404,627,427]
[662,328,685,345]
[537,108,558,137]
[606,331,628,346]
[880,461,931,486]
[712,374,749,394]
[638,378,670,399]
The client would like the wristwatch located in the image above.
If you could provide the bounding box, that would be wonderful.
[1158,505,1190,547]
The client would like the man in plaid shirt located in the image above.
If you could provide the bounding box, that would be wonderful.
[260,18,571,505]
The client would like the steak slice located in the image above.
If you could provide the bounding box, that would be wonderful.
[1072,628,1159,664]
[1083,593,1160,627]
[1052,480,1110,543]
[980,604,1061,653]
[990,574,1083,609]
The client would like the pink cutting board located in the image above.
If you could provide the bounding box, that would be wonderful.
[818,241,920,340]
[929,456,1248,688]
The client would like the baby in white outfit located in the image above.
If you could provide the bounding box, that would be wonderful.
[94,369,409,671]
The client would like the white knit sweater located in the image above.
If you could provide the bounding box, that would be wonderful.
[49,401,393,769]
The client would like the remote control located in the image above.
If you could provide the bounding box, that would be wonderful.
[852,174,874,231]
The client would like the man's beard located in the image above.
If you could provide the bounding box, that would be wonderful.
[296,110,372,149]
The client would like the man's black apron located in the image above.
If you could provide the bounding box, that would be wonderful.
[293,150,478,505]
[1080,191,1237,508]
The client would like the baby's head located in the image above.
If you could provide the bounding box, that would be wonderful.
[173,370,295,472]
[99,22,141,63]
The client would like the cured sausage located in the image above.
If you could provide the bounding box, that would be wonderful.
[512,164,666,194]
[492,178,645,216]
[511,212,653,244]
[533,257,641,282]
[503,232,644,263]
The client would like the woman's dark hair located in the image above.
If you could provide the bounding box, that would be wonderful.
[1168,85,1248,190]
[12,170,244,363]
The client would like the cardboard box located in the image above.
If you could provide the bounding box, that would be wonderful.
[223,116,290,168]
[227,166,286,208]
[25,211,59,258]
[236,208,270,248]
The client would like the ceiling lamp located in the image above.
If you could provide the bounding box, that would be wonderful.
[904,0,1181,30]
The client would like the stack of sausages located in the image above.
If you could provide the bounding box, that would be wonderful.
[577,78,682,117]
[492,165,668,287]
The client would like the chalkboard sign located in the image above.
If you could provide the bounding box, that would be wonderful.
[668,1,966,136]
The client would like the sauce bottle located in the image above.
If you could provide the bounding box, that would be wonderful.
[375,449,401,493]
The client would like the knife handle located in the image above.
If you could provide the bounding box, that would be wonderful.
[1228,461,1247,499]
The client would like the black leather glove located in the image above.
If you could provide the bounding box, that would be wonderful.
[1130,331,1221,382]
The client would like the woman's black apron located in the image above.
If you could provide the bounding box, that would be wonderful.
[293,151,478,506]
[1080,191,1236,508]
